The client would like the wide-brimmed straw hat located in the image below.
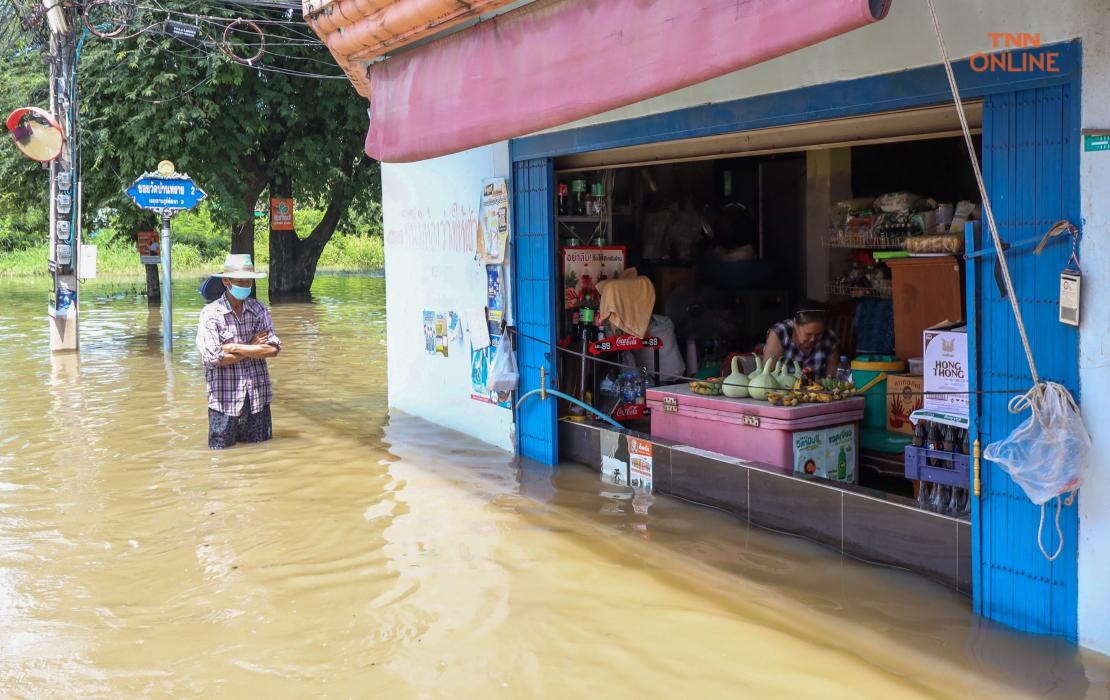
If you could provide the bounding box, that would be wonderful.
[211,253,267,279]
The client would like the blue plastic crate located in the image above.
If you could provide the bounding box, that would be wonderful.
[904,445,970,489]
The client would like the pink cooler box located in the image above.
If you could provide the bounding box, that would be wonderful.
[646,384,865,473]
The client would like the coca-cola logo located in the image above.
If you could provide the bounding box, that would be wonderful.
[615,336,639,348]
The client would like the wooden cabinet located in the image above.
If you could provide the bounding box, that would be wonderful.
[885,256,964,360]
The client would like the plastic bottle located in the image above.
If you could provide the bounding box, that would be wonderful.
[638,367,652,404]
[570,176,587,216]
[836,356,852,384]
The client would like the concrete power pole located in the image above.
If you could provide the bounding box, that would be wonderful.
[45,2,81,353]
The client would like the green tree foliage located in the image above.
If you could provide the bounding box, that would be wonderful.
[0,2,380,287]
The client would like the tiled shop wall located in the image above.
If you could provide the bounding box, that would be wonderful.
[559,420,971,595]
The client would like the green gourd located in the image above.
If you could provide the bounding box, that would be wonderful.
[722,356,750,398]
[773,358,788,388]
[776,359,797,389]
[748,356,780,401]
[790,361,804,387]
[747,355,763,383]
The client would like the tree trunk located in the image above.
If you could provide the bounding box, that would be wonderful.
[231,176,268,257]
[231,218,254,256]
[144,263,160,304]
[268,153,363,298]
[268,165,303,296]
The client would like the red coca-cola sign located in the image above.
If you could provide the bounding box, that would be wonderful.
[589,335,662,356]
[612,403,646,421]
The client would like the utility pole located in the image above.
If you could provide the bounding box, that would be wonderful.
[45,1,81,353]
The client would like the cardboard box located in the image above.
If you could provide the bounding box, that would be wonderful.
[923,322,969,417]
[886,374,925,435]
[792,424,857,483]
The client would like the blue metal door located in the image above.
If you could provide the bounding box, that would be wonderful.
[970,83,1080,639]
[512,157,558,464]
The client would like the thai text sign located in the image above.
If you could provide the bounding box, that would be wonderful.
[126,175,207,212]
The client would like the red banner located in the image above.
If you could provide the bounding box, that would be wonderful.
[589,335,661,356]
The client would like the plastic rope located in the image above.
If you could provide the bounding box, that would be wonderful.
[924,0,1039,385]
[1037,497,1065,562]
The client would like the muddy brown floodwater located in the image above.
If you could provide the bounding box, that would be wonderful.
[1,274,1109,698]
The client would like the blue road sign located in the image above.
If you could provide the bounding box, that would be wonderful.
[125,175,207,212]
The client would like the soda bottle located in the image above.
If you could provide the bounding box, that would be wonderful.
[927,422,943,467]
[942,424,956,453]
[911,420,927,448]
[961,429,971,455]
[557,182,569,216]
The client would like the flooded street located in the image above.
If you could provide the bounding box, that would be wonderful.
[1,274,1108,698]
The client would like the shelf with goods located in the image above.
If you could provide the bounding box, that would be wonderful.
[824,230,907,250]
[824,282,893,299]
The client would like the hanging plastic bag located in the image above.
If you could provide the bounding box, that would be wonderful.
[488,334,519,394]
[984,382,1090,505]
[984,382,1091,560]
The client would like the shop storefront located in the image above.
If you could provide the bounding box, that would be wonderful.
[310,0,1110,654]
[507,42,1083,642]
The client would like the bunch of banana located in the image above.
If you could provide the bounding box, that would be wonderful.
[767,391,801,407]
[689,379,723,396]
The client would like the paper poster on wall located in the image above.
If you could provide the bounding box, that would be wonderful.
[435,312,449,357]
[470,333,512,408]
[476,178,510,264]
[137,230,160,264]
[448,311,464,348]
[468,308,491,350]
[600,431,630,487]
[563,246,626,308]
[602,456,629,486]
[423,310,436,355]
[628,437,653,492]
[487,265,504,333]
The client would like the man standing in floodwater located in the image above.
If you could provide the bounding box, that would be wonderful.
[195,254,281,449]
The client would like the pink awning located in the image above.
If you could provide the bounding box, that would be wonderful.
[365,0,891,162]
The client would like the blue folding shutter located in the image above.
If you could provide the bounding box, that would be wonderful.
[512,157,558,464]
[974,83,1079,640]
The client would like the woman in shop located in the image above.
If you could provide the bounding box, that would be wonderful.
[763,307,840,379]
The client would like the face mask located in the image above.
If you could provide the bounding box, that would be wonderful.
[228,284,252,301]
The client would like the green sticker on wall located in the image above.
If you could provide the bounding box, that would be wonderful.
[1084,134,1110,152]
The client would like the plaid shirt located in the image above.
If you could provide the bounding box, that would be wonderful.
[196,295,281,416]
[771,319,839,377]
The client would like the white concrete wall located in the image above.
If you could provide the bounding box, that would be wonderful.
[382,143,515,452]
[1077,10,1110,657]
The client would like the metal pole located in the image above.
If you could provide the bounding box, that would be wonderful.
[159,212,173,352]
